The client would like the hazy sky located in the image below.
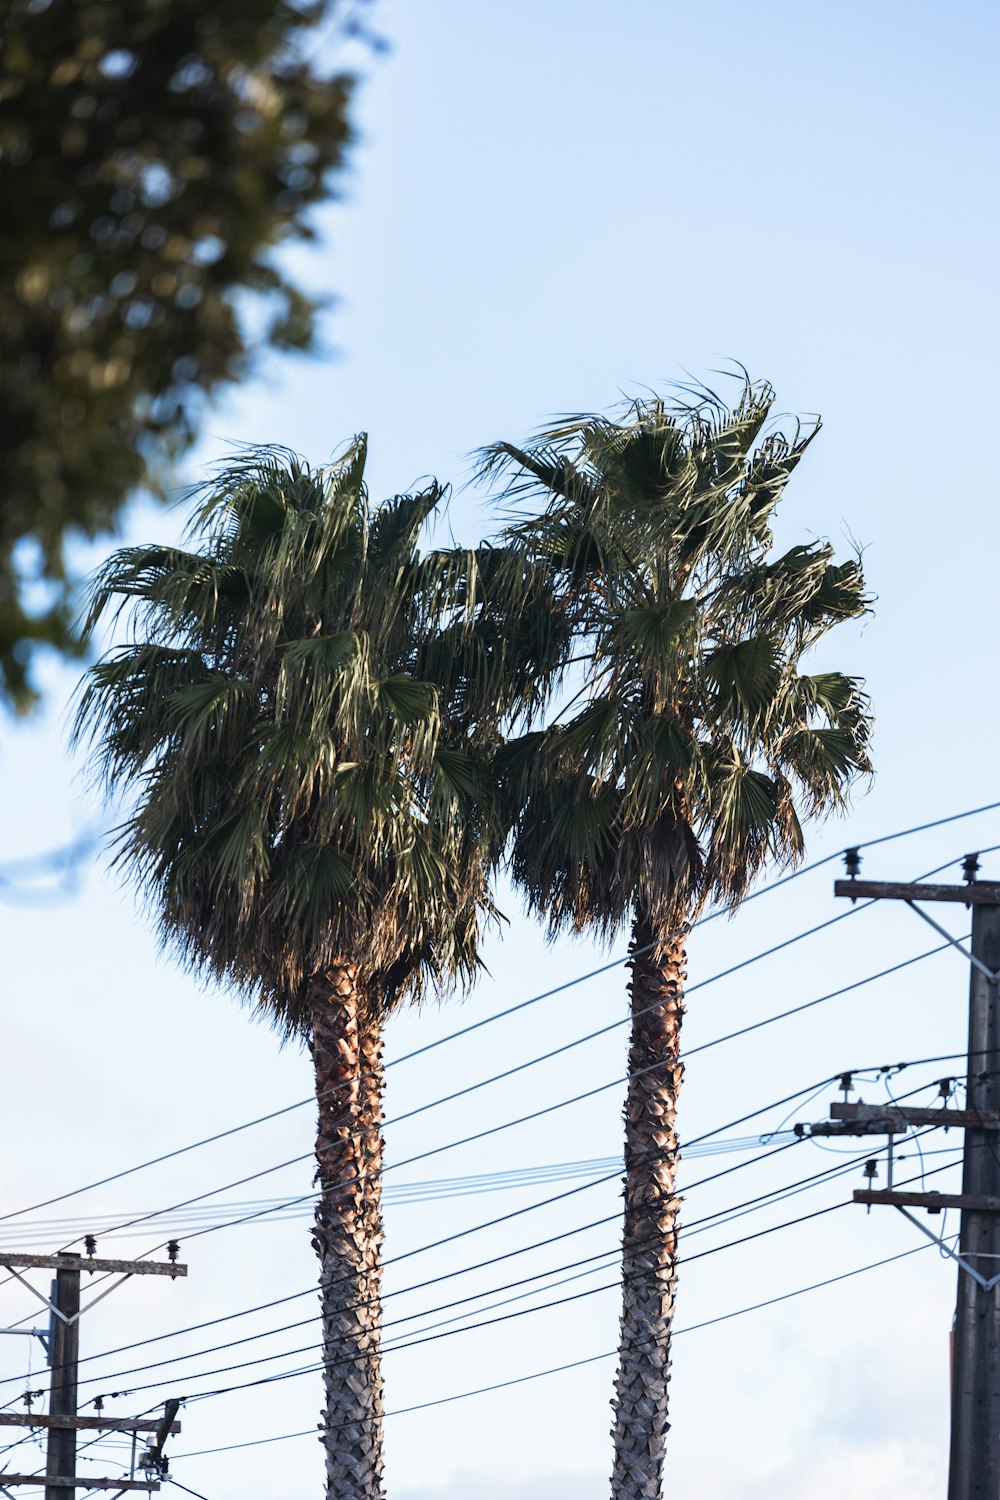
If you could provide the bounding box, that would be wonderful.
[2,3,999,1497]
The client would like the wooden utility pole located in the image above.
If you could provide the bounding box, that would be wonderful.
[0,1246,186,1496]
[44,1262,79,1500]
[948,893,1000,1499]
[807,859,1000,1499]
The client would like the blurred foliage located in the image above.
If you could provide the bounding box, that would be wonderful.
[0,0,365,709]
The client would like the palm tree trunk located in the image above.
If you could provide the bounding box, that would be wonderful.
[609,915,687,1500]
[310,962,386,1500]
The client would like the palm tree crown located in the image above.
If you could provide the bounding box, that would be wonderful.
[75,440,502,1028]
[485,377,873,936]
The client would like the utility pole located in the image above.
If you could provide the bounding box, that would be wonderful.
[949,887,1000,1498]
[0,1244,186,1496]
[794,854,1000,1500]
[44,1261,79,1500]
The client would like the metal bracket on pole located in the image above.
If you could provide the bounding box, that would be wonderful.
[0,1328,49,1361]
[904,901,1000,984]
[896,1206,1000,1291]
[1,1268,134,1326]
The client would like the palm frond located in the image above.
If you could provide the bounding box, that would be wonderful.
[483,373,873,933]
[76,446,523,1036]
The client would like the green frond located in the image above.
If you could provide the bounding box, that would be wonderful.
[485,373,873,933]
[375,674,439,726]
[557,698,627,777]
[269,843,357,929]
[778,726,869,809]
[617,600,697,659]
[477,439,601,515]
[622,716,698,824]
[369,484,447,566]
[77,444,514,1035]
[789,671,862,720]
[433,747,486,801]
[164,675,251,739]
[704,636,782,730]
[280,632,361,671]
[802,558,871,628]
[201,803,270,903]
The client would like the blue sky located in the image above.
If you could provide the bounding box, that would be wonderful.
[2,3,999,1496]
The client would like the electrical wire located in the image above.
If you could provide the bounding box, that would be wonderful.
[0,1136,965,1480]
[0,899,873,1239]
[165,1481,212,1500]
[99,1141,933,1396]
[1,1055,973,1395]
[170,1152,963,1409]
[67,1136,958,1407]
[0,1132,802,1249]
[683,934,959,1062]
[53,1134,813,1399]
[170,1235,945,1460]
[53,904,957,1265]
[3,829,990,1366]
[5,798,995,1230]
[0,1070,832,1393]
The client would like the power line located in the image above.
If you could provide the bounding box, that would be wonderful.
[169,1236,944,1460]
[56,1135,815,1399]
[1,1038,981,1390]
[5,799,994,1231]
[68,1125,958,1405]
[1,837,986,1356]
[172,1153,962,1409]
[86,1145,836,1395]
[109,1141,948,1396]
[4,1138,967,1476]
[683,934,961,1062]
[165,1482,212,1500]
[12,1053,977,1395]
[58,914,893,1258]
[5,1057,941,1394]
[0,1132,802,1248]
[0,934,957,1267]
[0,902,867,1237]
[52,900,951,1264]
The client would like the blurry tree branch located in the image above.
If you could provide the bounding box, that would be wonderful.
[0,0,371,710]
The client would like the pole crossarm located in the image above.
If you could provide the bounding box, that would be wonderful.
[834,878,1000,905]
[833,1102,1000,1129]
[798,1117,911,1138]
[855,1189,1000,1212]
[0,1478,159,1491]
[0,1418,180,1435]
[801,1103,1000,1136]
[0,1255,186,1279]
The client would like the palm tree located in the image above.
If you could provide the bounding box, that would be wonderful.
[74,442,512,1500]
[480,378,873,1500]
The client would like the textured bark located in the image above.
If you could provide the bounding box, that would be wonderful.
[310,962,385,1500]
[609,916,687,1500]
